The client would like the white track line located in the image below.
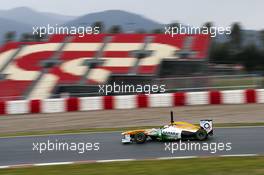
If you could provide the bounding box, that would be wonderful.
[157,156,198,160]
[220,154,258,157]
[96,159,135,163]
[0,166,10,169]
[0,154,261,169]
[35,162,74,166]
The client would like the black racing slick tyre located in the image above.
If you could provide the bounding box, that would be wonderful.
[196,129,208,141]
[134,132,147,144]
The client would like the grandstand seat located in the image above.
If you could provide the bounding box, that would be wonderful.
[0,34,210,99]
[48,34,106,84]
[0,35,67,100]
[0,80,31,101]
[87,34,146,83]
[190,34,210,59]
[137,34,186,74]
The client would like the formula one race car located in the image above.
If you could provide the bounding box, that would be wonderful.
[122,111,213,144]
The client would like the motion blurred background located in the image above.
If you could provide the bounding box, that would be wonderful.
[0,1,264,174]
[0,0,263,101]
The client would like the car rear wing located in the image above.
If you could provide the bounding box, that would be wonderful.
[200,120,213,135]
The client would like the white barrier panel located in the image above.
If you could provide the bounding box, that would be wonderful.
[257,89,264,103]
[42,98,65,113]
[80,96,103,111]
[1,89,264,115]
[149,93,173,107]
[186,92,209,105]
[7,100,29,114]
[222,90,244,104]
[115,95,136,109]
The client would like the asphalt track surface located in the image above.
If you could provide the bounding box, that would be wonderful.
[0,127,264,166]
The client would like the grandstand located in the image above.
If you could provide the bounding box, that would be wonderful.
[0,34,210,100]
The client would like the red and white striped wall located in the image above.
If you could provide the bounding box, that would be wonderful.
[0,89,263,115]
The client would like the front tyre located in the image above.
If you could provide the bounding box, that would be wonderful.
[134,132,147,144]
[196,129,208,141]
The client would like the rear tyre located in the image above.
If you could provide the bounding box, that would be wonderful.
[196,129,208,141]
[134,132,147,144]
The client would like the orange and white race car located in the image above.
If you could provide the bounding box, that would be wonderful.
[122,111,213,144]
